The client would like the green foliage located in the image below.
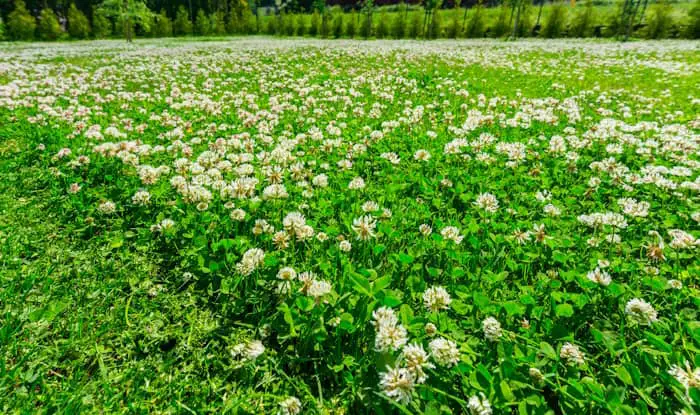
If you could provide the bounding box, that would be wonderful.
[195,9,211,35]
[541,1,567,38]
[570,0,595,38]
[446,10,461,38]
[374,12,388,38]
[427,8,443,38]
[284,13,297,36]
[345,10,357,37]
[686,0,700,39]
[7,0,36,41]
[211,11,226,35]
[99,0,152,41]
[645,0,672,39]
[360,0,374,38]
[173,6,193,36]
[295,14,306,36]
[92,9,112,38]
[150,9,172,37]
[465,2,485,37]
[490,2,510,37]
[390,7,406,38]
[38,8,63,41]
[332,12,344,38]
[320,12,331,37]
[67,4,91,39]
[407,9,423,38]
[309,10,320,36]
[0,37,699,415]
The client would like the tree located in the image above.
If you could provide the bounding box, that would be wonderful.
[408,8,423,37]
[390,4,406,38]
[99,0,152,42]
[38,8,63,40]
[685,0,700,39]
[332,12,344,38]
[645,0,671,39]
[570,0,594,37]
[93,9,113,38]
[151,9,172,37]
[212,11,226,35]
[541,1,566,38]
[7,0,36,41]
[68,3,91,39]
[345,10,357,37]
[374,11,388,38]
[465,0,484,37]
[195,9,211,35]
[173,5,193,35]
[618,0,646,40]
[309,10,319,36]
[360,0,374,38]
[422,0,441,38]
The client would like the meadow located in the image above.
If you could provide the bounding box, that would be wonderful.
[0,38,698,414]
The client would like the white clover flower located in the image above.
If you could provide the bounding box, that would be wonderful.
[482,317,502,342]
[668,361,700,393]
[277,267,297,281]
[131,190,151,205]
[560,342,585,367]
[625,298,658,325]
[352,215,377,241]
[339,240,352,252]
[307,279,332,299]
[401,343,434,384]
[423,286,451,312]
[97,200,116,214]
[474,192,499,213]
[379,365,415,404]
[429,338,460,367]
[468,392,492,415]
[244,340,265,361]
[278,397,302,415]
[440,226,464,244]
[419,224,432,236]
[586,267,612,286]
[413,149,431,161]
[235,248,265,276]
[348,177,365,190]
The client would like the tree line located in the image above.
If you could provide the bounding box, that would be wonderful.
[1,0,698,41]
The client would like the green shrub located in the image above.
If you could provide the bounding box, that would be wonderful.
[427,9,443,38]
[0,17,5,39]
[93,9,112,38]
[320,12,331,37]
[407,10,423,37]
[296,14,307,36]
[374,12,388,38]
[309,11,320,36]
[685,0,700,38]
[67,4,90,39]
[285,13,297,36]
[173,6,193,35]
[569,0,594,37]
[390,8,406,38]
[446,10,461,38]
[151,9,173,37]
[7,0,36,41]
[645,0,671,39]
[211,11,226,35]
[346,11,357,37]
[490,3,510,37]
[195,10,211,35]
[515,0,534,37]
[465,2,485,37]
[332,13,344,38]
[359,11,372,38]
[542,1,567,37]
[38,8,63,40]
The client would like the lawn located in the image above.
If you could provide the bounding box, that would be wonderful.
[0,38,698,414]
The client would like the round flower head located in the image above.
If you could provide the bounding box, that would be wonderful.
[429,337,460,367]
[482,317,502,342]
[379,365,415,404]
[423,286,452,312]
[625,298,658,325]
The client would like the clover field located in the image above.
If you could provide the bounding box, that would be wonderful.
[0,38,699,414]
